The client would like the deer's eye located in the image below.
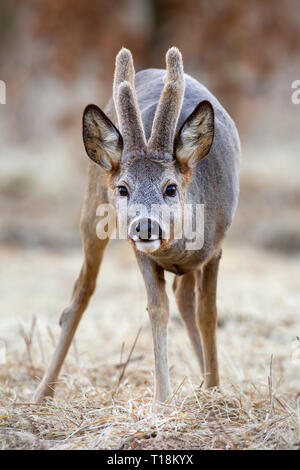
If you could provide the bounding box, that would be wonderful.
[118,186,128,197]
[165,184,177,197]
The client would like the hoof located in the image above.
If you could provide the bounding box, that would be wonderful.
[34,381,55,403]
[154,387,172,405]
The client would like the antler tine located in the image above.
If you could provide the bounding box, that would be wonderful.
[148,47,185,155]
[113,48,135,103]
[113,48,147,154]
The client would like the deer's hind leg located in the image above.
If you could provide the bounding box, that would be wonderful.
[34,165,110,403]
[195,251,222,389]
[172,272,204,375]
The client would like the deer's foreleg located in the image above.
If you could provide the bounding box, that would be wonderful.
[173,271,204,374]
[136,253,171,403]
[34,166,109,403]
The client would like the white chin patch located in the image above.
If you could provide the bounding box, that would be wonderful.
[135,240,161,253]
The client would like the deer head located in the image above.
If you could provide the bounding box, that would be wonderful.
[83,47,214,253]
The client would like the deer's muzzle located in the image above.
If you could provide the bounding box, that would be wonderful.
[129,217,163,253]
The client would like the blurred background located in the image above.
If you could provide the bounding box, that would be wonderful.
[1,0,299,252]
[0,0,299,385]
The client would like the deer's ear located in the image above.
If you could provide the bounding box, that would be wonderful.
[83,104,123,171]
[174,100,214,169]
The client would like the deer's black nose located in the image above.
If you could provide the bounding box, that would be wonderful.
[135,218,162,241]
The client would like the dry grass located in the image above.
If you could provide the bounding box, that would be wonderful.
[0,241,300,450]
[0,373,299,450]
[1,360,300,451]
[0,359,299,450]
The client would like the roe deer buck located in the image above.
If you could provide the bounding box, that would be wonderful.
[35,47,240,403]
